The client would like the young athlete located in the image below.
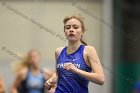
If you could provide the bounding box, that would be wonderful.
[45,15,105,93]
[11,49,56,93]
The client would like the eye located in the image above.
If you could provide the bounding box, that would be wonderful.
[73,25,79,29]
[65,25,70,29]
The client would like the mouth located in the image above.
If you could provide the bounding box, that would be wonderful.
[69,34,75,37]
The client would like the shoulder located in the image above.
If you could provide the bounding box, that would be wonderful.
[84,45,98,59]
[17,67,28,80]
[55,47,64,54]
[55,47,65,58]
[84,45,96,53]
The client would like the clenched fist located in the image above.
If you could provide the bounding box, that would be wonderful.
[64,62,79,72]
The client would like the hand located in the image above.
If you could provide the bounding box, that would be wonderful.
[44,78,57,90]
[64,62,79,72]
[45,78,56,90]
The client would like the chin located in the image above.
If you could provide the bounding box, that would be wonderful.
[68,38,76,41]
[68,40,76,42]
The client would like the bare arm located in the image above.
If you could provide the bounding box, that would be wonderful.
[45,47,63,89]
[43,68,54,80]
[64,46,105,85]
[0,75,5,93]
[11,68,27,93]
[48,47,61,82]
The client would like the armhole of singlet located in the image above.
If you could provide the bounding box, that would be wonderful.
[20,68,29,89]
[56,47,66,62]
[25,68,30,80]
[82,46,92,69]
[40,69,46,81]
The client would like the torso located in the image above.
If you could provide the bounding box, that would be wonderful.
[26,69,45,93]
[55,44,92,93]
[19,68,45,93]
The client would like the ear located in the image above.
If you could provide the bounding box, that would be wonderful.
[81,31,84,36]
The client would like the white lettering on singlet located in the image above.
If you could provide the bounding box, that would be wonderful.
[57,63,80,69]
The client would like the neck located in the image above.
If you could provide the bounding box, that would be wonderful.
[29,66,40,73]
[67,40,82,53]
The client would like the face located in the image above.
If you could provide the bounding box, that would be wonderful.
[28,51,40,68]
[64,18,84,42]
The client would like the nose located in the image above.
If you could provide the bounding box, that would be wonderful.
[70,30,74,33]
[69,27,74,33]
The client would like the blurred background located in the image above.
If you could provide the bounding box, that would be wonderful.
[0,0,139,93]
